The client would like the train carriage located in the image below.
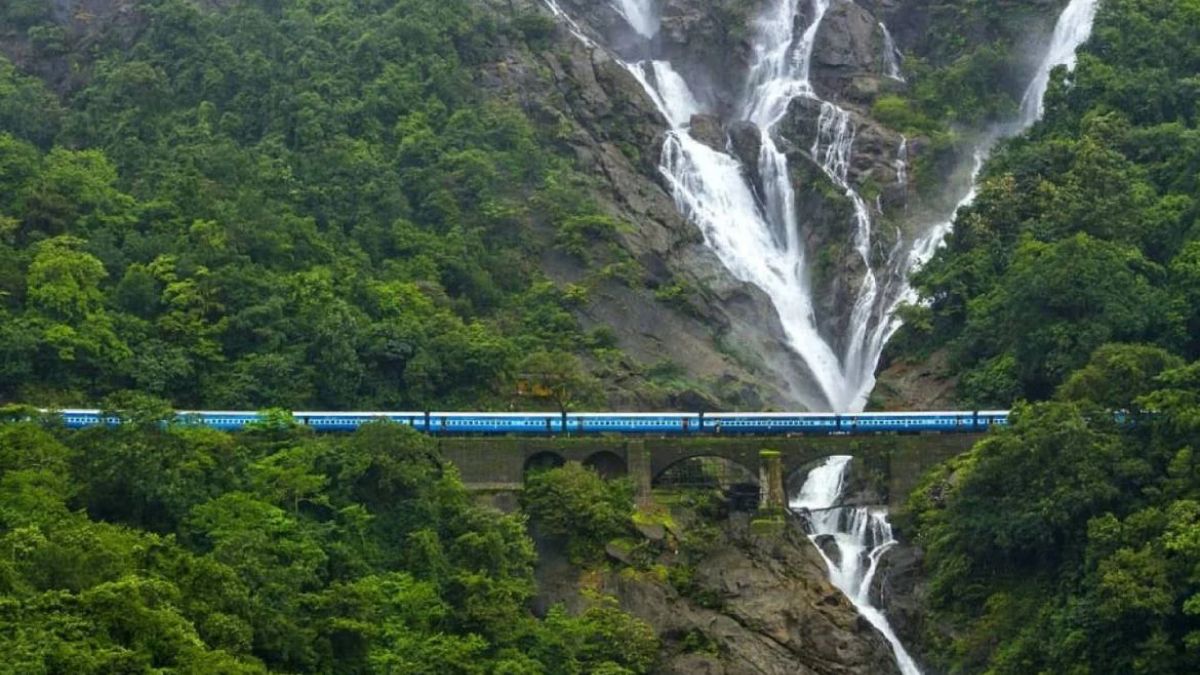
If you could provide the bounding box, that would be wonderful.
[61,409,105,429]
[294,411,412,431]
[566,412,698,434]
[702,412,839,434]
[429,412,563,434]
[42,408,1016,435]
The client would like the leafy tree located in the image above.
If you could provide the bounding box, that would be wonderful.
[517,350,602,413]
[522,463,633,561]
[900,0,1200,407]
[911,358,1200,673]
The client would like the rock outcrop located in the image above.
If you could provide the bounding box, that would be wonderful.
[870,542,927,653]
[811,0,892,104]
[535,508,904,674]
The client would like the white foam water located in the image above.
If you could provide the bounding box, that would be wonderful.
[880,22,905,81]
[793,456,921,675]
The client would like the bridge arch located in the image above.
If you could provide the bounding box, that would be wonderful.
[785,453,891,509]
[652,454,758,489]
[583,450,627,479]
[523,451,565,477]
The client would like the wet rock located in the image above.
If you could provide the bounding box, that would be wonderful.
[811,0,893,103]
[870,542,929,666]
[814,1,880,72]
[727,120,764,189]
[608,515,901,674]
[656,0,767,113]
[661,653,727,674]
[688,113,726,151]
[813,532,842,567]
[727,120,762,165]
[605,538,637,565]
[636,521,667,542]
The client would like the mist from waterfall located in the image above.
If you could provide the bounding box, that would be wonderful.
[792,456,921,674]
[614,0,659,39]
[543,0,1100,412]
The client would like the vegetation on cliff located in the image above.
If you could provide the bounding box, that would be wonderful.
[895,0,1199,406]
[908,349,1200,673]
[0,0,622,410]
[895,3,1200,670]
[0,402,657,673]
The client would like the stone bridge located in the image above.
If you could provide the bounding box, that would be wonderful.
[437,433,984,510]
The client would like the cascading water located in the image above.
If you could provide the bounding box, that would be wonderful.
[544,0,1100,412]
[1018,0,1099,125]
[614,0,660,39]
[895,136,908,189]
[792,456,921,675]
[638,0,883,411]
[540,0,1101,669]
[879,22,905,82]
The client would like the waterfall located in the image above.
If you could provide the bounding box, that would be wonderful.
[895,136,908,188]
[612,0,660,39]
[879,22,905,81]
[1018,0,1099,125]
[542,0,1099,413]
[793,456,921,675]
[892,0,1100,314]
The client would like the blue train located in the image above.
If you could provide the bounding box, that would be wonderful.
[53,409,1009,434]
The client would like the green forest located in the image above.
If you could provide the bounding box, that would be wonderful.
[896,0,1200,671]
[898,0,1200,406]
[0,0,658,671]
[0,401,655,672]
[0,0,615,411]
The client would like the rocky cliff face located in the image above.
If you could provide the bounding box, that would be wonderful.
[535,508,903,674]
[496,0,1069,409]
[482,0,843,408]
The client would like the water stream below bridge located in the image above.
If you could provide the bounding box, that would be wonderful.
[792,455,919,674]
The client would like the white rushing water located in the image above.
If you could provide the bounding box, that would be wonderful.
[793,456,920,675]
[544,0,1099,412]
[614,0,660,39]
[895,136,908,189]
[1018,0,1099,125]
[879,22,905,81]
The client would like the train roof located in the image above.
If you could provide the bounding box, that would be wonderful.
[49,408,1014,417]
[429,411,562,417]
[568,412,696,417]
[700,411,836,417]
[293,411,424,417]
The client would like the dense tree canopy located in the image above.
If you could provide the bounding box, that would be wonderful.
[0,0,621,410]
[898,0,1200,406]
[0,406,658,673]
[909,352,1200,674]
[895,2,1200,671]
